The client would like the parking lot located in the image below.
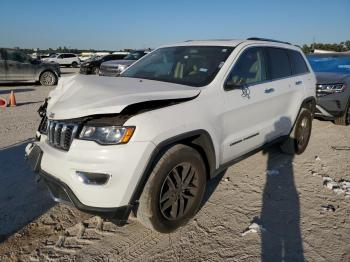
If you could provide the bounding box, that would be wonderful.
[0,69,349,261]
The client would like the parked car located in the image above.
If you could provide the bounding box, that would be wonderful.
[79,52,95,62]
[0,48,60,86]
[99,49,151,76]
[43,53,80,68]
[80,53,129,75]
[307,53,350,125]
[26,38,316,233]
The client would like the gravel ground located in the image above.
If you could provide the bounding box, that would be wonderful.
[0,70,349,261]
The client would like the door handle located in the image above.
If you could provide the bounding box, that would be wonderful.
[295,80,303,85]
[264,88,275,94]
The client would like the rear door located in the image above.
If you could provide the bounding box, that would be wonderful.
[287,49,312,122]
[261,47,294,141]
[4,49,35,81]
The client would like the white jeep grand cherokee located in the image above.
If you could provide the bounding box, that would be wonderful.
[26,38,316,233]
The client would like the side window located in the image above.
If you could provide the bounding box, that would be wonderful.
[226,47,268,87]
[6,50,30,63]
[288,50,309,75]
[0,50,3,60]
[267,47,292,79]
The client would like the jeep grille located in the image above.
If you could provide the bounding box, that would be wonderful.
[47,120,79,151]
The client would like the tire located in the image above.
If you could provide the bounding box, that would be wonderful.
[334,100,350,126]
[137,144,207,233]
[92,67,99,75]
[39,71,57,86]
[71,61,78,68]
[280,107,312,155]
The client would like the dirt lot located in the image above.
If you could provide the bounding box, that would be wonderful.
[0,70,350,261]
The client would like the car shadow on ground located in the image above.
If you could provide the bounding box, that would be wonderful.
[0,140,54,243]
[16,100,43,106]
[0,82,38,87]
[0,88,35,95]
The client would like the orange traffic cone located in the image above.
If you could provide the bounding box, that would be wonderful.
[0,97,7,108]
[9,91,16,107]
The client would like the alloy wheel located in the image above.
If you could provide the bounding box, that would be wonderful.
[159,163,199,220]
[41,72,55,86]
[297,116,311,149]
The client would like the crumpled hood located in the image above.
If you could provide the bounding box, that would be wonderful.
[47,74,200,120]
[315,72,350,84]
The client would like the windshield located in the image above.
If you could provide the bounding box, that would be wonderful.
[123,51,146,60]
[49,53,58,58]
[121,46,234,87]
[307,55,350,74]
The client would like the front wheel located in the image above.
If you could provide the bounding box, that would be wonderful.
[137,144,207,233]
[71,61,78,68]
[39,71,57,86]
[280,107,312,155]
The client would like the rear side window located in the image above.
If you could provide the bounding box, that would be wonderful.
[267,47,292,79]
[288,50,309,75]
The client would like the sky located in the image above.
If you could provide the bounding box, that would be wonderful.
[0,0,349,51]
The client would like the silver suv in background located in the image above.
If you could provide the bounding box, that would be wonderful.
[0,48,60,86]
[99,49,151,77]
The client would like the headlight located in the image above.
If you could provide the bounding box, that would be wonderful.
[79,126,135,145]
[316,83,346,95]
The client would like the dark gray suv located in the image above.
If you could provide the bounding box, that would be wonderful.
[0,48,60,86]
[307,53,350,125]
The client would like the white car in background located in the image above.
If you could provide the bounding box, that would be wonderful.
[43,53,80,67]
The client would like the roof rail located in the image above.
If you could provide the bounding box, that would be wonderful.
[247,37,291,45]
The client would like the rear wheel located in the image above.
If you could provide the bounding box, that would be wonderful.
[39,71,57,86]
[280,107,312,155]
[334,100,350,126]
[137,144,206,233]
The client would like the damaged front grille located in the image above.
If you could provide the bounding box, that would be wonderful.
[47,120,79,151]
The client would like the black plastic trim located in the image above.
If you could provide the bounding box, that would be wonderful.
[39,170,132,225]
[128,129,216,206]
[214,135,288,176]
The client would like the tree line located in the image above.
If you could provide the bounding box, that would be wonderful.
[15,40,350,55]
[302,40,350,54]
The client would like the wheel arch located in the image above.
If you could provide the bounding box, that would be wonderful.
[300,96,316,116]
[129,129,216,206]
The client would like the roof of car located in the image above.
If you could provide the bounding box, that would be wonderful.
[161,38,295,49]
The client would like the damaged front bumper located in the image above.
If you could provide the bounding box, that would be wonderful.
[24,142,134,225]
